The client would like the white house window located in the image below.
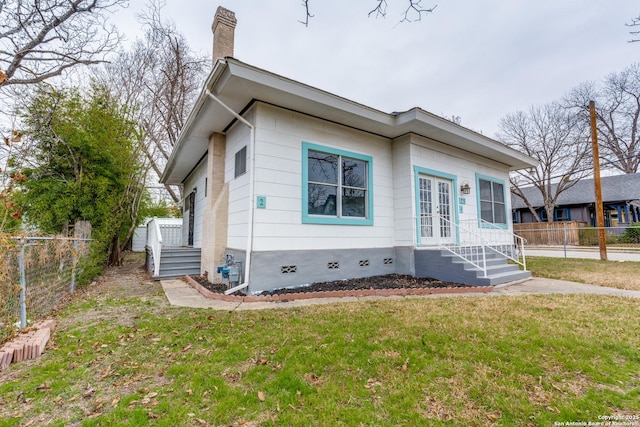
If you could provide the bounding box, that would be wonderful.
[479,178,506,224]
[302,142,373,225]
[234,146,247,178]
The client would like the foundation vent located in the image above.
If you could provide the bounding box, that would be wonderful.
[327,261,340,270]
[383,258,393,265]
[359,260,370,267]
[281,265,297,274]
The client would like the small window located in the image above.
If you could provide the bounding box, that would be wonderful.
[478,177,506,225]
[554,208,570,222]
[538,209,548,222]
[235,146,247,178]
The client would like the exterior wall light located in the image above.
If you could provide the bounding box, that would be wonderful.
[460,182,471,195]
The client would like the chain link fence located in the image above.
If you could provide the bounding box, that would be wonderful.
[0,236,90,345]
[514,222,640,262]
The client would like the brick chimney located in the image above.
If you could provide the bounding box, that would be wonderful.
[212,6,237,65]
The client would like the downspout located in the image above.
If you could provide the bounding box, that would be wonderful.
[205,89,255,294]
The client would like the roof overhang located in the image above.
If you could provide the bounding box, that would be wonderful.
[161,58,538,184]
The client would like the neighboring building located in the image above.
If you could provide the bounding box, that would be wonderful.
[511,173,640,226]
[156,7,537,293]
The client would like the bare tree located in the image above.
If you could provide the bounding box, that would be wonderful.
[565,63,640,174]
[628,13,640,42]
[300,0,436,26]
[0,0,127,88]
[498,103,592,222]
[96,1,208,204]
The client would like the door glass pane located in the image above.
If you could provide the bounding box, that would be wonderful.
[308,151,338,184]
[342,189,366,217]
[342,158,366,189]
[419,178,433,238]
[308,184,337,215]
[438,181,451,238]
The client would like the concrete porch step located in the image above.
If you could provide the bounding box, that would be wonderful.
[415,248,531,286]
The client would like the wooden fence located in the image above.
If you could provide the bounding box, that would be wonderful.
[514,222,587,245]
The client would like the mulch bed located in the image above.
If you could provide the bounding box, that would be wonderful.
[189,274,479,301]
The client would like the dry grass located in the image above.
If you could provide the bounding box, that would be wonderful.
[527,257,640,290]
[1,256,640,426]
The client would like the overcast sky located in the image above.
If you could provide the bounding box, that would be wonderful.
[115,0,637,137]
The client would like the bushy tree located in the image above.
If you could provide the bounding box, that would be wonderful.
[14,84,145,276]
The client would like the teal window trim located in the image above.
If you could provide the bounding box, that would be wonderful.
[413,166,459,246]
[302,142,374,225]
[475,173,508,229]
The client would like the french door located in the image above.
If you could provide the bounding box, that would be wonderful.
[418,175,455,245]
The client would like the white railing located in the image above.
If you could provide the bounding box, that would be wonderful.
[147,218,163,277]
[160,223,182,247]
[460,218,527,271]
[421,215,527,277]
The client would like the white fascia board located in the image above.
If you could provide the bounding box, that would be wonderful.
[394,108,538,170]
[162,58,538,184]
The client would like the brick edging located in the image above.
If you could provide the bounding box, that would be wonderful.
[0,320,56,370]
[184,275,493,303]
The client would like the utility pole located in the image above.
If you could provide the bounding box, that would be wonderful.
[589,100,607,261]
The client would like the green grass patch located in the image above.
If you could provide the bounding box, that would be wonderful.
[527,256,640,291]
[1,293,640,426]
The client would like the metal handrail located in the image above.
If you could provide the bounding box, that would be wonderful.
[421,215,527,277]
[460,218,527,271]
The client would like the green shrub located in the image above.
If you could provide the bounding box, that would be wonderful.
[621,222,640,244]
[578,227,598,246]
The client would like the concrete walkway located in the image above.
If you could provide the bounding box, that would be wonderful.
[526,246,640,262]
[160,278,640,311]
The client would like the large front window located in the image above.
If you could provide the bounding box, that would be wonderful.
[478,176,506,225]
[302,142,373,225]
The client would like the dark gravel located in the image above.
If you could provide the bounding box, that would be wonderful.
[191,274,471,296]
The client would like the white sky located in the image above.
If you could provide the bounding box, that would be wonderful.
[113,0,637,137]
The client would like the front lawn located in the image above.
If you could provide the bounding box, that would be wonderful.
[1,291,639,426]
[526,256,640,291]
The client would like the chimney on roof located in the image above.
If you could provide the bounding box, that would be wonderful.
[212,6,237,66]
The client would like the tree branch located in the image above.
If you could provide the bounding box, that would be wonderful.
[299,0,314,27]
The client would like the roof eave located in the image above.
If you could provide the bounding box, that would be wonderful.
[161,58,538,184]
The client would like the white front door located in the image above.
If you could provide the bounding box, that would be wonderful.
[418,175,455,245]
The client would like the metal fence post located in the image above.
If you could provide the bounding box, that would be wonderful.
[18,240,27,328]
[70,239,78,294]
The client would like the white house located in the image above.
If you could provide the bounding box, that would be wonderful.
[158,7,537,293]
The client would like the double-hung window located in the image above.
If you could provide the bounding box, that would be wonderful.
[477,175,507,226]
[302,142,373,225]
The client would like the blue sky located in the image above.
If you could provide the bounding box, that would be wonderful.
[115,0,637,137]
